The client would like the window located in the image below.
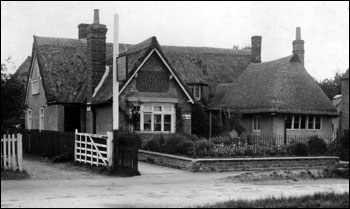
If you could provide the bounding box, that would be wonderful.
[27,109,32,130]
[192,85,201,100]
[286,115,321,130]
[137,104,175,133]
[32,79,40,95]
[39,108,45,131]
[253,116,261,131]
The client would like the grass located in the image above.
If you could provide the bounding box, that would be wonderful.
[197,192,349,208]
[1,169,30,180]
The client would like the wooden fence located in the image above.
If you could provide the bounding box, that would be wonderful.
[74,130,113,168]
[22,130,75,157]
[1,133,23,172]
[114,133,139,173]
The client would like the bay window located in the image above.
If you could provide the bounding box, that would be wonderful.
[133,104,175,133]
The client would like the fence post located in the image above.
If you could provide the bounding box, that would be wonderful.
[11,134,17,171]
[5,134,9,169]
[107,132,114,168]
[74,129,78,163]
[17,133,23,172]
[3,135,7,169]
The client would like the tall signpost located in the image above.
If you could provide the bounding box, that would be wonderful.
[113,13,119,167]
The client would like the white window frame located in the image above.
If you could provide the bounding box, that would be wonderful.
[39,107,45,131]
[192,84,201,100]
[27,109,32,130]
[31,79,40,95]
[252,116,261,132]
[138,104,175,133]
[286,115,322,130]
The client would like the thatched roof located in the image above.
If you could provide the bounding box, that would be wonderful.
[31,35,250,104]
[162,46,251,86]
[93,37,195,104]
[210,54,338,116]
[12,56,31,85]
[32,36,127,103]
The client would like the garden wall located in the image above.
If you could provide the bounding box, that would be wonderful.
[139,150,339,172]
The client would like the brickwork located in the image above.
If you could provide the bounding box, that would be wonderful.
[251,36,262,63]
[139,150,339,172]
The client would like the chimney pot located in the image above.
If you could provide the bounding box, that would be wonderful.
[296,27,301,40]
[94,9,100,24]
[293,27,305,64]
[251,36,262,63]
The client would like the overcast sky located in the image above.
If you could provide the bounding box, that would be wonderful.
[1,1,349,80]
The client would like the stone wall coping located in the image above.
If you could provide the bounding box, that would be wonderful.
[139,149,339,162]
[139,150,193,161]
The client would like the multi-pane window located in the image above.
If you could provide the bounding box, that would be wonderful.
[134,104,175,133]
[39,108,45,131]
[253,116,261,131]
[286,115,321,130]
[32,79,40,95]
[28,109,32,130]
[192,85,201,100]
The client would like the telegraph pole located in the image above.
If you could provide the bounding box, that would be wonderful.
[113,13,119,166]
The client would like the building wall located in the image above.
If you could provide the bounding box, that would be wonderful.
[95,51,192,135]
[25,57,64,132]
[241,114,334,137]
[341,78,349,132]
[95,104,113,135]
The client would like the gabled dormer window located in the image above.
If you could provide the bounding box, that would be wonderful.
[31,79,40,95]
[192,84,201,100]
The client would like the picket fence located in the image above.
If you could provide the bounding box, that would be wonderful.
[74,130,113,168]
[1,133,23,172]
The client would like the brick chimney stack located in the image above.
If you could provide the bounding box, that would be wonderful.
[292,27,305,64]
[251,36,262,63]
[84,9,107,133]
[86,9,107,101]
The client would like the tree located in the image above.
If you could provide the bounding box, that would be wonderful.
[1,57,26,130]
[317,72,344,100]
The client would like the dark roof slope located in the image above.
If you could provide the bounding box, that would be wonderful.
[12,56,31,85]
[33,36,127,103]
[93,37,195,104]
[162,46,251,85]
[211,54,338,115]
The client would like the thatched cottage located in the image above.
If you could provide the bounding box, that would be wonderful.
[210,28,338,138]
[24,10,253,135]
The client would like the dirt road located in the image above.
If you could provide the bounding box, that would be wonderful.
[1,157,349,208]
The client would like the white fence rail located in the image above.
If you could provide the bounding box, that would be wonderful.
[1,133,23,172]
[74,130,113,168]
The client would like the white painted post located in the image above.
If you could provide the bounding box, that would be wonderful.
[74,129,78,162]
[11,134,17,171]
[17,133,23,172]
[107,132,113,168]
[4,134,8,169]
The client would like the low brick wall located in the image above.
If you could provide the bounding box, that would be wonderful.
[139,150,340,172]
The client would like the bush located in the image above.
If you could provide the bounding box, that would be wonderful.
[142,134,194,156]
[307,136,328,156]
[288,142,309,156]
[327,130,349,161]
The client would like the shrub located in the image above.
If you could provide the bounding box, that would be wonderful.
[307,136,328,156]
[288,142,309,156]
[327,130,349,161]
[192,138,216,157]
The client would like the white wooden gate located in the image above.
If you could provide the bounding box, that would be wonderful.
[1,133,23,172]
[74,130,113,168]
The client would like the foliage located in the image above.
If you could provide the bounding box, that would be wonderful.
[288,141,309,156]
[142,134,194,155]
[197,192,349,208]
[307,136,328,156]
[1,57,27,131]
[317,72,344,100]
[327,130,349,161]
